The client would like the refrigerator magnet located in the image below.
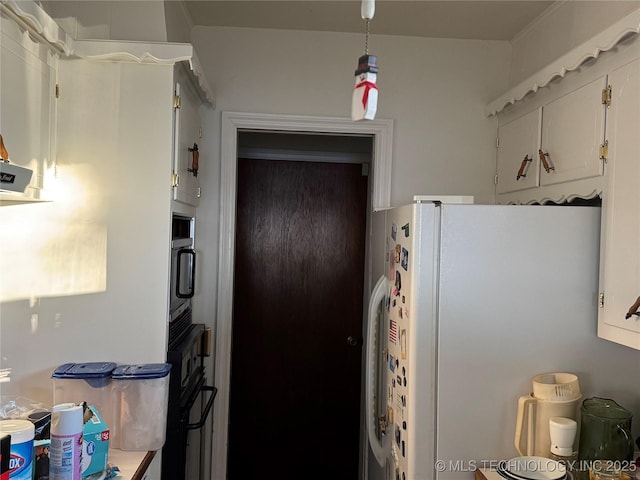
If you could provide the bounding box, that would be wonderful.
[389,319,398,343]
[394,244,401,263]
[402,223,410,237]
[389,355,395,372]
[391,223,397,241]
[401,248,408,271]
[400,329,407,359]
[395,271,401,294]
[389,247,396,275]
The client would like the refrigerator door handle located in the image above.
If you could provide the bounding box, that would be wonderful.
[366,275,388,467]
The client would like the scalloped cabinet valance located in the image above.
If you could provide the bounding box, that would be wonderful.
[486,8,640,117]
[0,0,74,55]
[0,0,215,106]
[72,40,215,106]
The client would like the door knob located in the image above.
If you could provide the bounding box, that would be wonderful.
[346,336,359,347]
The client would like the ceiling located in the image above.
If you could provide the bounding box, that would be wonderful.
[183,1,556,41]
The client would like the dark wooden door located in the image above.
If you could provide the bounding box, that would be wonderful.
[229,158,368,479]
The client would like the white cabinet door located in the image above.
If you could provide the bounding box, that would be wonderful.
[0,15,56,199]
[172,67,202,207]
[539,76,607,186]
[496,108,541,194]
[598,58,640,350]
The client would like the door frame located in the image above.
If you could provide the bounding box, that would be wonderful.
[213,112,394,480]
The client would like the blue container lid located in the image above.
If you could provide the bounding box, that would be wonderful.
[112,363,172,380]
[52,362,117,388]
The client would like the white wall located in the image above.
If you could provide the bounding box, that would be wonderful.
[192,26,512,208]
[509,0,640,87]
[163,1,193,43]
[39,0,193,43]
[0,58,174,404]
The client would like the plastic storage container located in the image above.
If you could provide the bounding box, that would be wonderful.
[112,363,171,451]
[51,362,117,435]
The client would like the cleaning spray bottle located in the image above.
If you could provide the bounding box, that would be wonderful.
[49,403,83,480]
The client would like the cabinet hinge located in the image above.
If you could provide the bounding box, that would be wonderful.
[602,85,612,107]
[196,187,202,198]
[55,84,60,99]
[198,127,203,139]
[496,137,500,148]
[599,292,605,308]
[171,173,179,188]
[494,174,498,185]
[173,95,181,109]
[599,140,609,163]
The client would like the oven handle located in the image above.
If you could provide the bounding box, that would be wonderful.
[186,385,217,430]
[176,248,196,298]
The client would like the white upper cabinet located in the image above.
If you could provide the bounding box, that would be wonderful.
[492,9,640,206]
[490,12,640,350]
[172,64,203,208]
[0,12,57,202]
[496,108,541,194]
[539,76,607,186]
[598,57,640,350]
[495,77,608,196]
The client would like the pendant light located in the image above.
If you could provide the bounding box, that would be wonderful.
[351,0,378,121]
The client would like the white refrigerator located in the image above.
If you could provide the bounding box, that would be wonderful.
[364,198,639,480]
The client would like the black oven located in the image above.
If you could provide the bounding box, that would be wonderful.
[163,322,216,480]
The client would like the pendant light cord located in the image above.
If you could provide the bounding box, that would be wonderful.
[364,18,370,55]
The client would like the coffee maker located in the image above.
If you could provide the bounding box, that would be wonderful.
[515,373,582,457]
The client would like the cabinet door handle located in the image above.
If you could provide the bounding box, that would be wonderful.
[516,155,533,180]
[539,149,555,173]
[625,296,640,319]
[0,134,9,161]
[188,143,199,177]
